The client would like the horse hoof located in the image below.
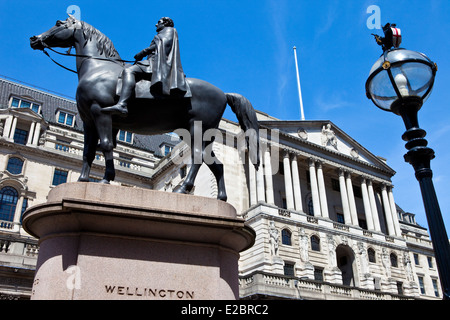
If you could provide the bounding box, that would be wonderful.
[173,186,186,194]
[99,179,110,184]
[78,178,89,182]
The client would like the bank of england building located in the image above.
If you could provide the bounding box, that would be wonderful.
[0,77,442,299]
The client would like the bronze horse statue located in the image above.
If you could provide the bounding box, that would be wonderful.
[30,16,260,201]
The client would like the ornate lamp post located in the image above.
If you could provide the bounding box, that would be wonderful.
[366,23,450,300]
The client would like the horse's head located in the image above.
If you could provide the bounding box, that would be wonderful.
[30,15,80,50]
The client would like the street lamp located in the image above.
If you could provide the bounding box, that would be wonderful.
[366,23,450,300]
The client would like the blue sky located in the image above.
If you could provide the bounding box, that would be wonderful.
[1,0,450,233]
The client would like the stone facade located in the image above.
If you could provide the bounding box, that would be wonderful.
[0,77,442,299]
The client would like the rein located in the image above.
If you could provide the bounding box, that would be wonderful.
[41,46,136,74]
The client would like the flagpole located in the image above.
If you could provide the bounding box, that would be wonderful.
[293,46,305,121]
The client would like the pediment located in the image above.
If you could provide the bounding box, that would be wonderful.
[259,120,393,173]
[5,106,45,123]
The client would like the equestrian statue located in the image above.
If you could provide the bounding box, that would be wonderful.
[30,15,260,202]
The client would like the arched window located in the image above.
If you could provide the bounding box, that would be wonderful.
[368,248,376,263]
[0,187,19,223]
[390,253,398,268]
[6,157,24,175]
[311,235,321,251]
[281,229,292,246]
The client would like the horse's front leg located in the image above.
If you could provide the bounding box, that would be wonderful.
[78,123,99,182]
[174,125,203,194]
[92,104,115,184]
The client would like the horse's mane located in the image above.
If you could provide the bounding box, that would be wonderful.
[80,21,119,58]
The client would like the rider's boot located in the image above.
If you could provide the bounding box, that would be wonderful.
[102,71,135,117]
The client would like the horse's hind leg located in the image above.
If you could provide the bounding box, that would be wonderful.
[79,124,98,182]
[205,147,227,201]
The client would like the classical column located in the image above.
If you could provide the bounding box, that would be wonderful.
[346,172,359,226]
[361,177,375,231]
[3,116,13,138]
[32,122,41,145]
[26,122,35,145]
[388,186,402,237]
[291,154,303,212]
[316,161,329,219]
[381,184,396,236]
[8,117,17,139]
[283,151,295,210]
[256,150,266,203]
[13,193,25,232]
[263,149,275,205]
[338,168,351,225]
[309,158,321,217]
[248,154,257,206]
[367,179,382,232]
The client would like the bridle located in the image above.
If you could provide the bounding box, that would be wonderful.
[37,22,135,74]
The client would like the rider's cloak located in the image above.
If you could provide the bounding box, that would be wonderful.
[147,27,191,98]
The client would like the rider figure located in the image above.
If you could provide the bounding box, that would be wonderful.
[103,17,190,116]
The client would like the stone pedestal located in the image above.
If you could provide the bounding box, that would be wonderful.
[360,274,375,290]
[403,281,420,297]
[271,256,285,274]
[324,267,343,285]
[381,278,398,294]
[22,183,255,300]
[296,262,315,280]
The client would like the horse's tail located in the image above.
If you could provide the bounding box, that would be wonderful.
[226,93,260,170]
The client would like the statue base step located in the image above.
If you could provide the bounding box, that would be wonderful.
[23,183,255,300]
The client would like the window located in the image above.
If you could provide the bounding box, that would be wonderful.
[368,248,376,263]
[418,276,425,294]
[336,213,345,224]
[311,235,320,251]
[0,187,18,223]
[119,155,131,168]
[432,279,439,297]
[161,144,173,156]
[11,97,19,107]
[52,169,68,186]
[281,229,292,246]
[57,111,75,126]
[390,253,398,268]
[11,97,41,114]
[20,198,28,223]
[414,253,420,265]
[55,139,70,152]
[427,256,433,268]
[283,262,295,277]
[13,129,28,145]
[118,130,133,143]
[6,157,24,175]
[314,267,324,281]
